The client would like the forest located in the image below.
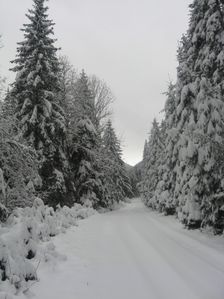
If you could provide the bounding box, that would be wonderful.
[1,0,224,298]
[141,0,224,235]
[0,0,133,217]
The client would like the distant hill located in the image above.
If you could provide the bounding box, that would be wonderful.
[125,163,134,172]
[125,161,143,197]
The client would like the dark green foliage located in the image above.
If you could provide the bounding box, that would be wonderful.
[127,161,143,197]
[141,0,224,234]
[103,121,132,204]
[69,71,105,208]
[1,0,132,213]
[11,0,73,207]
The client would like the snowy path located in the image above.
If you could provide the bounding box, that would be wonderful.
[26,199,224,299]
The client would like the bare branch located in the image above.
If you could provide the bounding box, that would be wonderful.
[89,75,115,132]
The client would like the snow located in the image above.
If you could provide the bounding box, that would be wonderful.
[9,198,224,299]
[0,199,95,297]
[29,105,37,125]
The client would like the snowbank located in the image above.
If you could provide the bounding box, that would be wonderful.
[0,198,95,297]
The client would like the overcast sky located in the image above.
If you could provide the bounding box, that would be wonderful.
[0,0,191,165]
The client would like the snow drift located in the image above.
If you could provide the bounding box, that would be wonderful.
[0,198,95,297]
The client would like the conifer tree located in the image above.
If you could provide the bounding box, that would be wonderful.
[142,140,148,162]
[69,70,104,208]
[1,90,16,120]
[154,83,177,215]
[103,120,132,203]
[142,119,163,208]
[0,36,5,103]
[152,0,224,232]
[11,0,72,207]
[173,0,224,232]
[141,140,150,198]
[57,56,77,126]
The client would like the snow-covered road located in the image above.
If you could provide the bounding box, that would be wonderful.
[29,199,224,299]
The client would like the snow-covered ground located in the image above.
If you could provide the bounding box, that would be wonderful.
[18,199,224,299]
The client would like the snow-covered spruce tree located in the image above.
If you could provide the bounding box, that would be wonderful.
[172,34,195,213]
[142,119,164,208]
[69,70,105,208]
[128,162,142,198]
[102,120,132,204]
[154,83,178,215]
[0,37,6,103]
[0,89,18,124]
[0,38,38,215]
[0,109,39,214]
[143,139,148,161]
[0,76,5,105]
[11,0,73,207]
[173,0,224,232]
[141,139,149,199]
[57,56,77,126]
[152,119,169,213]
[103,120,132,204]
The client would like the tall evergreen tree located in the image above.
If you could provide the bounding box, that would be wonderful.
[141,0,224,232]
[141,139,149,198]
[103,120,132,204]
[69,70,104,208]
[11,0,73,207]
[142,119,164,208]
[154,83,178,215]
[0,36,5,103]
[173,0,224,232]
[1,90,16,120]
[57,56,77,127]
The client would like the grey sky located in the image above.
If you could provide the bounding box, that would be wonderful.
[0,0,191,165]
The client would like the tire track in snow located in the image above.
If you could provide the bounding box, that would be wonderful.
[143,213,224,275]
[128,210,224,299]
[115,214,163,299]
[119,213,199,299]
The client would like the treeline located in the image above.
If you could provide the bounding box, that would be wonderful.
[0,0,132,217]
[141,0,224,234]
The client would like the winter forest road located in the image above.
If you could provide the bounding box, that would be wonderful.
[30,199,224,299]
